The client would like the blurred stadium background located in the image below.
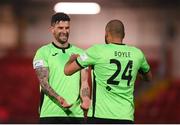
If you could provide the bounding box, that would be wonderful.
[0,0,179,123]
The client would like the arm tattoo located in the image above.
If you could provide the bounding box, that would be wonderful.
[80,69,90,98]
[35,67,59,100]
[81,87,89,97]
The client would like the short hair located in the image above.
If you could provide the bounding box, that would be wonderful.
[105,20,125,38]
[51,12,70,26]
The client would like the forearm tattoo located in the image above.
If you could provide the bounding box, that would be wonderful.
[81,87,89,97]
[35,67,59,99]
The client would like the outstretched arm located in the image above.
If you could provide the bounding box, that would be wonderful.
[64,54,91,118]
[35,67,71,108]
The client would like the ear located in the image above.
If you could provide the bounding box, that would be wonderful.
[49,26,54,33]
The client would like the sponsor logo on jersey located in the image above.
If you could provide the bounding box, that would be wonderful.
[33,60,44,69]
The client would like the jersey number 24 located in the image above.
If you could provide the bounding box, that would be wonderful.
[107,59,133,86]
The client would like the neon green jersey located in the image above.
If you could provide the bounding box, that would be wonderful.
[33,42,84,118]
[76,43,150,121]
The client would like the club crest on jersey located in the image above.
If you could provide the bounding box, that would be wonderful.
[80,53,88,61]
[33,60,44,69]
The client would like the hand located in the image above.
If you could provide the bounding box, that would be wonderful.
[69,54,79,62]
[57,96,72,108]
[80,97,91,111]
[80,97,91,119]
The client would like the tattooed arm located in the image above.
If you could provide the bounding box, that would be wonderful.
[80,68,91,111]
[35,67,71,108]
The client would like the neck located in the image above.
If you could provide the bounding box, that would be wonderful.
[54,40,69,48]
[111,38,123,44]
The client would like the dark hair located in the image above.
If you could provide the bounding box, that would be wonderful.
[105,20,125,39]
[51,12,70,26]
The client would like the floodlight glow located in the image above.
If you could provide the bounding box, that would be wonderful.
[54,2,101,14]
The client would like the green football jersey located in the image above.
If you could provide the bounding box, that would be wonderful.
[76,43,150,121]
[33,42,85,118]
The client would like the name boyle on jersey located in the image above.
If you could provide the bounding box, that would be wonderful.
[114,51,131,58]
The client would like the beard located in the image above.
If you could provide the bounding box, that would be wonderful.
[55,32,69,44]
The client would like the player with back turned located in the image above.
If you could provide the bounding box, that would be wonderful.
[64,19,152,123]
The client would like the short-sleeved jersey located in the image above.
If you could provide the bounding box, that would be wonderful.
[33,42,84,118]
[76,43,150,121]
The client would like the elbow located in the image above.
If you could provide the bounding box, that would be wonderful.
[147,71,153,82]
[144,71,153,82]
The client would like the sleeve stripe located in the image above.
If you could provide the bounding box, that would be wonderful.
[75,59,84,69]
